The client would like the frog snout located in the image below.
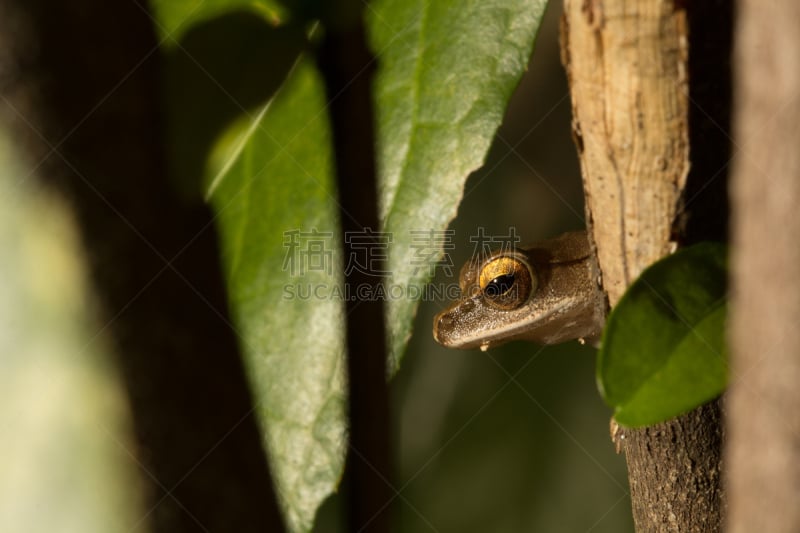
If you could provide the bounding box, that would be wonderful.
[432,313,450,344]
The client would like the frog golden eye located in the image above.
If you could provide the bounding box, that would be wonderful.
[478,255,536,310]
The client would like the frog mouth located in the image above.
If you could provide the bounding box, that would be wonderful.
[432,300,571,350]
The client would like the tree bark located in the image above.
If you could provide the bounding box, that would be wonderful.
[726,0,800,531]
[612,402,724,532]
[560,0,689,307]
[561,1,726,530]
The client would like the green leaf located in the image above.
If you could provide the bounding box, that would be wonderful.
[597,243,729,427]
[207,60,346,533]
[160,9,307,199]
[153,0,549,530]
[152,0,286,44]
[369,0,549,370]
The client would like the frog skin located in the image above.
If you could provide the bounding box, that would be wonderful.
[432,231,607,351]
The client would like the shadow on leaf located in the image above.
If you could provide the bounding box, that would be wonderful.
[164,10,307,199]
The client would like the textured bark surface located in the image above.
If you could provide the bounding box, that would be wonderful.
[560,0,689,307]
[726,0,800,531]
[613,401,724,532]
[561,1,726,531]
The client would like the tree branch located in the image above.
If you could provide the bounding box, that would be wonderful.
[561,0,726,530]
[560,0,689,307]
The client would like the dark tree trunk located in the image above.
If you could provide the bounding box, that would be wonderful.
[0,1,284,531]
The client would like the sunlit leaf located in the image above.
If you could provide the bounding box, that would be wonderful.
[207,60,346,533]
[369,0,549,370]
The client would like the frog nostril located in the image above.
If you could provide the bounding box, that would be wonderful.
[460,299,475,312]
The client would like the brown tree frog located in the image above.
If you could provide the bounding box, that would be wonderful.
[433,231,606,351]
